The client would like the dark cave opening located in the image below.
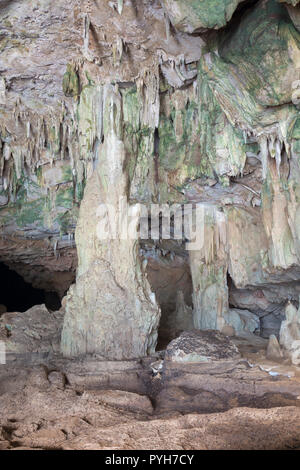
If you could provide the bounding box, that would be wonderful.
[140,241,193,351]
[0,262,61,313]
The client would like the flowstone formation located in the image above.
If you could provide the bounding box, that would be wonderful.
[0,0,299,360]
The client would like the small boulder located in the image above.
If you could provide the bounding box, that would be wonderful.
[165,330,241,363]
[48,371,66,390]
[150,359,163,375]
[27,365,49,390]
[221,325,236,337]
[225,308,260,334]
[0,304,63,356]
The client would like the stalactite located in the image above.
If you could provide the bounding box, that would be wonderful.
[83,13,90,54]
[117,0,123,15]
[259,134,287,180]
[113,37,123,66]
[164,12,171,42]
[82,13,94,62]
[140,67,160,129]
[260,136,269,180]
[0,78,6,105]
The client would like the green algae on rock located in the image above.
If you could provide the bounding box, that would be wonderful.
[160,0,244,33]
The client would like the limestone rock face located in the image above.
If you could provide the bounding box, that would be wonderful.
[279,302,300,364]
[0,305,63,356]
[225,309,260,335]
[0,0,300,359]
[165,330,241,363]
[160,0,244,33]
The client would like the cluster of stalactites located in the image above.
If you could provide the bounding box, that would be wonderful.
[189,205,227,265]
[258,133,289,179]
[239,123,292,180]
[158,50,198,89]
[136,67,160,130]
[0,60,163,204]
[0,97,96,199]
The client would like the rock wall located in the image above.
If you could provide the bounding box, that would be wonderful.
[0,0,299,357]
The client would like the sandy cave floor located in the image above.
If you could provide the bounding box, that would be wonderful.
[1,335,300,451]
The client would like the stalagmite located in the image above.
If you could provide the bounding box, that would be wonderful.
[61,85,160,359]
[1,0,300,451]
[280,302,300,347]
[266,334,284,361]
[189,205,229,331]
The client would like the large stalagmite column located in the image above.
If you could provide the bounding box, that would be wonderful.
[189,205,229,331]
[61,85,160,359]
